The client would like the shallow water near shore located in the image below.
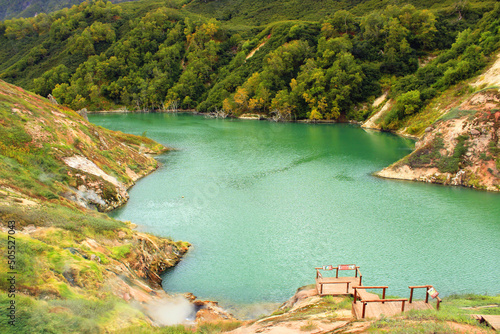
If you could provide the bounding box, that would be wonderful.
[90,113,500,313]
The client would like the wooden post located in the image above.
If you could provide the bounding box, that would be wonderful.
[353,288,357,304]
[401,300,406,312]
[320,283,323,295]
[436,298,441,310]
[382,288,386,304]
[425,287,429,303]
[362,302,367,318]
[355,267,358,278]
[359,275,362,285]
[346,282,350,293]
[336,267,339,278]
[409,288,414,303]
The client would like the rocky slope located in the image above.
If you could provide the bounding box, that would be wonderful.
[0,79,166,211]
[376,88,500,191]
[366,52,500,191]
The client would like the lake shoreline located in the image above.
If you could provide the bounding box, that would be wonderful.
[91,112,500,308]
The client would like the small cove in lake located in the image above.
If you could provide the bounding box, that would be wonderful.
[90,113,500,316]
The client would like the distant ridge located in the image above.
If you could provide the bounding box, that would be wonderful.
[0,0,135,20]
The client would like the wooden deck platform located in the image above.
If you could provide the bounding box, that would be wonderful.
[315,276,361,296]
[315,265,441,320]
[315,265,362,296]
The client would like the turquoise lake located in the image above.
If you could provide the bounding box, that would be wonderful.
[90,113,500,315]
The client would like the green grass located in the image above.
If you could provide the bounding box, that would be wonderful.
[444,293,500,315]
[114,321,242,333]
[0,203,125,233]
[111,244,132,260]
[368,294,500,332]
[369,317,461,333]
[436,134,469,173]
[0,293,105,333]
[437,107,478,122]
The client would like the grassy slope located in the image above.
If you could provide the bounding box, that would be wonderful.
[0,79,166,208]
[0,79,191,332]
[372,53,500,191]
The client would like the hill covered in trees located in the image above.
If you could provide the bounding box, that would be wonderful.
[0,0,136,20]
[0,0,499,130]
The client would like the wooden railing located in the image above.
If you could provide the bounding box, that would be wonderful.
[408,285,442,310]
[356,267,363,285]
[353,286,407,318]
[317,280,352,294]
[360,299,408,318]
[314,265,362,285]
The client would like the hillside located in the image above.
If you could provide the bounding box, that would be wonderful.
[184,0,492,25]
[0,78,198,332]
[377,88,500,190]
[0,0,137,21]
[0,0,498,123]
[0,79,167,211]
[364,47,500,190]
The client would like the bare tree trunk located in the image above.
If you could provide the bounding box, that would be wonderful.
[270,108,291,122]
[206,107,231,119]
[167,100,179,113]
[455,0,467,20]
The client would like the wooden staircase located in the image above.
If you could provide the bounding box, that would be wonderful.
[315,265,441,319]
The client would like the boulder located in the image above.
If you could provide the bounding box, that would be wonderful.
[470,128,480,136]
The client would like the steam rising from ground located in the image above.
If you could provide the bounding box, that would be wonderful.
[226,302,280,320]
[141,296,197,326]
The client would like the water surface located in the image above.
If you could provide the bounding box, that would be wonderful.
[90,113,500,313]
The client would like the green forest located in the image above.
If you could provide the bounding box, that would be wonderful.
[0,0,133,21]
[0,0,499,128]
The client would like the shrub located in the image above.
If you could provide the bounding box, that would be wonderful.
[395,90,422,117]
[437,135,469,173]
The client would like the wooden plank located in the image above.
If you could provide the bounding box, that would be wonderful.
[352,302,363,318]
[356,289,379,301]
[482,315,500,330]
[315,276,361,296]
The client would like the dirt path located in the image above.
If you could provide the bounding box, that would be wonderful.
[246,40,267,60]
